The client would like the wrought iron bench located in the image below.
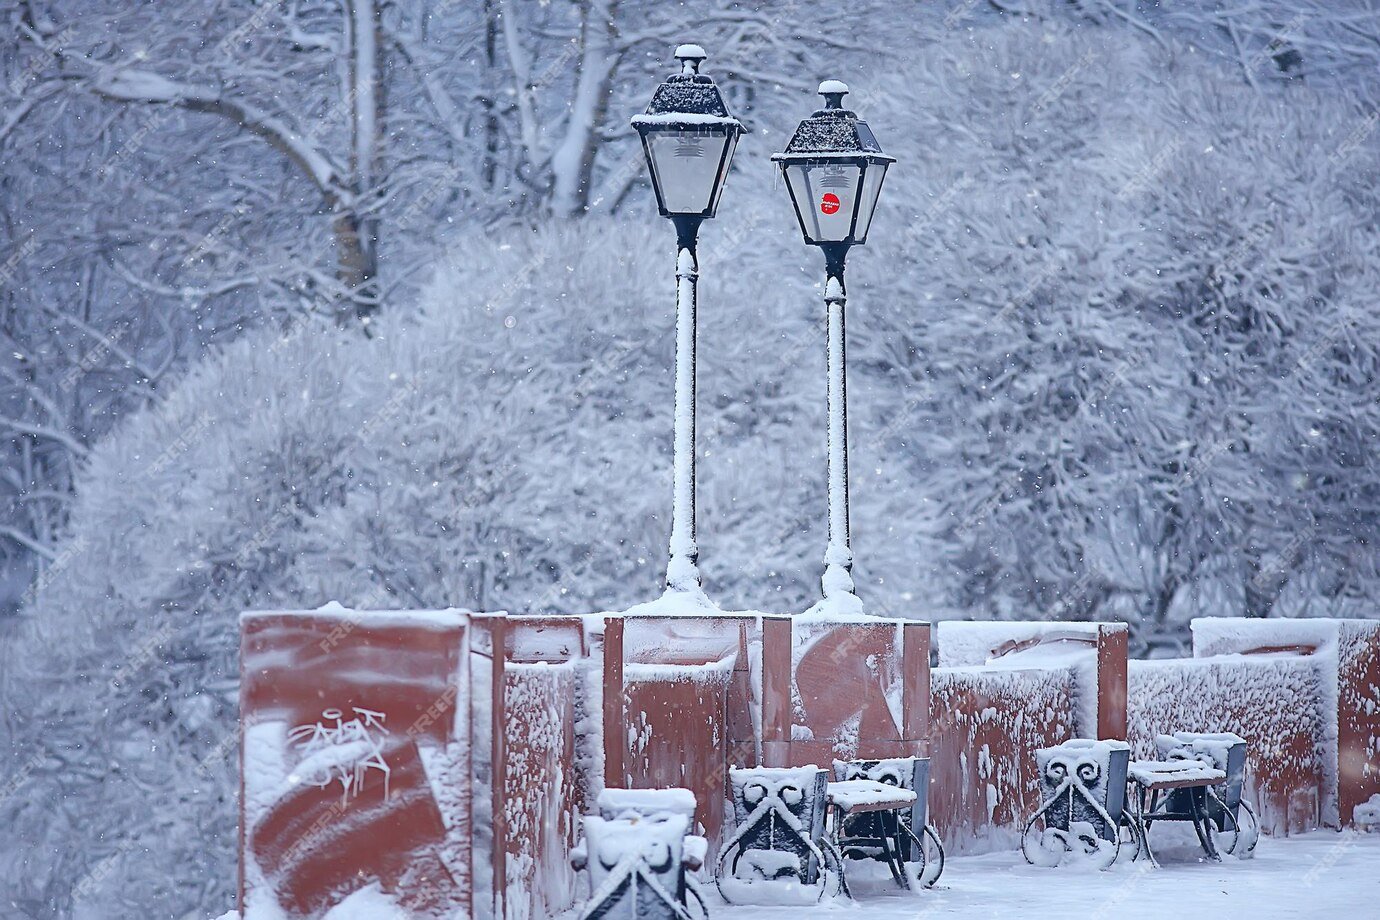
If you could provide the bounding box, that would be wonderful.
[832,757,945,889]
[716,766,843,903]
[1024,734,1258,871]
[574,788,707,919]
[1022,738,1140,869]
[1126,732,1258,864]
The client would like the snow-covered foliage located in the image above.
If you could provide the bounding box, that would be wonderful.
[4,7,1380,917]
[855,26,1380,648]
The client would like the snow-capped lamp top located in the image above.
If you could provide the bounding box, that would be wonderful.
[818,80,849,108]
[632,45,741,121]
[773,79,892,160]
[675,44,708,75]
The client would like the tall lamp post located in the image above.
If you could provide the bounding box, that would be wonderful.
[773,81,893,615]
[632,45,743,595]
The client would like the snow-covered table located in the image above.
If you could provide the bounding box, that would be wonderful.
[825,780,922,895]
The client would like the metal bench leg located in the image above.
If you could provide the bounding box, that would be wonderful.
[1189,789,1222,861]
[920,824,945,887]
[878,811,910,891]
[825,805,851,900]
[899,819,943,888]
[1134,784,1160,868]
[1205,787,1241,857]
[822,834,849,900]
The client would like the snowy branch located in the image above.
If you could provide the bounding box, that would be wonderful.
[89,68,346,202]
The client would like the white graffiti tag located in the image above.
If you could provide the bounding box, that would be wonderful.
[287,707,391,804]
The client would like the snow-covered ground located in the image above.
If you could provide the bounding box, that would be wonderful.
[207,830,1378,918]
[715,831,1380,919]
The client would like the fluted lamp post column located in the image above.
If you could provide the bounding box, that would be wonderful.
[772,81,894,615]
[632,45,743,593]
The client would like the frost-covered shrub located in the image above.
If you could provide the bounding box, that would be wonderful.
[0,213,825,917]
[852,25,1380,644]
[4,17,1380,918]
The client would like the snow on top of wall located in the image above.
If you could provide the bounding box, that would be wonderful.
[936,621,1109,668]
[975,640,1093,671]
[1191,617,1343,658]
[624,659,736,683]
[239,602,472,629]
[619,608,756,668]
[503,623,585,663]
[619,586,720,618]
[796,594,878,621]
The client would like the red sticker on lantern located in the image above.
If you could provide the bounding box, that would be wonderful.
[820,193,841,215]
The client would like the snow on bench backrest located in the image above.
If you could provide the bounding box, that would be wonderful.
[1035,738,1131,843]
[724,765,830,886]
[579,812,693,920]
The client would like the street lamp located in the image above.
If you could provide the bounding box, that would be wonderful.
[772,81,893,615]
[632,44,743,594]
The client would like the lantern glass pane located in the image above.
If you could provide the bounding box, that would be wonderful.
[709,131,739,214]
[646,128,732,214]
[783,161,863,243]
[853,161,889,243]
